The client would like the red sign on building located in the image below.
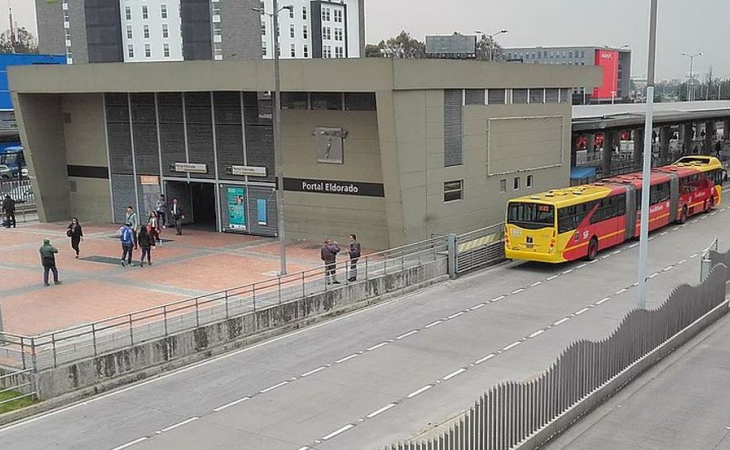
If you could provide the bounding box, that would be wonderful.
[593,50,619,100]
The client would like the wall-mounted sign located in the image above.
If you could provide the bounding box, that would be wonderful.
[172,163,208,174]
[314,127,348,164]
[227,165,268,177]
[283,178,385,198]
[139,175,159,185]
[226,186,247,230]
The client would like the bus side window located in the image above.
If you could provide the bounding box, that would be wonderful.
[616,194,626,216]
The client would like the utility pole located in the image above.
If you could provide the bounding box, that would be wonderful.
[272,0,287,276]
[638,0,658,309]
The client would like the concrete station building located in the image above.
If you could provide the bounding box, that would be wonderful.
[10,59,598,248]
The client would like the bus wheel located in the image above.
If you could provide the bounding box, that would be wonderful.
[586,237,598,261]
[677,206,688,224]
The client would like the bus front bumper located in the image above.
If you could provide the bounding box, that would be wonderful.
[504,248,567,264]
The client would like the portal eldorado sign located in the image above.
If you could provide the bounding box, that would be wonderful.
[283,178,385,197]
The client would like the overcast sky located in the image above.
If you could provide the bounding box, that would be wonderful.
[6,0,728,80]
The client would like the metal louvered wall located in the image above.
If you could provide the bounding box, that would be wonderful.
[444,89,464,167]
[386,262,730,450]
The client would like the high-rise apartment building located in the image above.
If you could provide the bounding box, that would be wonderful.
[35,0,365,64]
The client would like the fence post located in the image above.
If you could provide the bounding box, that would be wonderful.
[91,323,98,356]
[302,272,306,297]
[29,337,39,399]
[365,257,369,281]
[128,314,134,345]
[448,233,458,280]
[51,333,57,368]
[163,305,169,336]
[700,254,712,282]
[224,291,229,319]
[278,276,282,305]
[195,298,200,327]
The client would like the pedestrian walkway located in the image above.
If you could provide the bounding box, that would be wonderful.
[0,221,330,335]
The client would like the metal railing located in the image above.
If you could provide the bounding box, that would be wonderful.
[0,368,35,407]
[0,236,450,370]
[386,260,729,450]
[0,178,34,207]
[455,224,505,274]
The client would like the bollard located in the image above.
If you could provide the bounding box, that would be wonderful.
[448,233,457,280]
[700,255,712,282]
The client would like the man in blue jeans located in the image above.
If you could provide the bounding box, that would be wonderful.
[119,222,134,267]
[39,238,61,286]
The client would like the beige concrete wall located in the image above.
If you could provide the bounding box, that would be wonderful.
[62,94,113,223]
[282,109,388,248]
[13,94,71,222]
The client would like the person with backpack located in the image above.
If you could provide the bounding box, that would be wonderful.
[138,225,154,267]
[66,217,84,258]
[119,222,134,267]
[2,194,15,228]
[39,238,60,286]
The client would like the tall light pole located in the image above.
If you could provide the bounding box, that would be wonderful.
[254,2,293,276]
[682,52,702,102]
[638,0,658,309]
[475,29,508,62]
[603,45,629,104]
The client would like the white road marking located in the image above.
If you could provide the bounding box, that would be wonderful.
[469,303,486,311]
[722,208,727,212]
[447,312,464,319]
[601,255,611,259]
[649,273,659,279]
[616,288,627,295]
[672,227,679,231]
[442,368,467,381]
[562,269,573,275]
[301,366,327,377]
[648,237,655,241]
[511,288,525,294]
[629,243,638,248]
[407,385,433,398]
[663,266,674,272]
[110,437,148,450]
[322,424,354,440]
[596,297,611,305]
[546,275,559,281]
[574,307,590,316]
[690,253,699,258]
[160,417,199,433]
[503,341,522,351]
[335,354,359,364]
[396,330,418,340]
[296,447,310,450]
[260,381,289,393]
[424,320,443,329]
[553,318,570,326]
[632,282,639,287]
[711,212,717,216]
[367,342,388,351]
[491,295,506,302]
[660,232,668,236]
[366,403,397,419]
[677,259,687,265]
[474,354,496,365]
[530,281,543,287]
[612,250,621,255]
[528,330,545,338]
[213,397,250,412]
[577,263,587,269]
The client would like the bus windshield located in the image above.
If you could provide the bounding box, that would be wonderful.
[507,203,555,229]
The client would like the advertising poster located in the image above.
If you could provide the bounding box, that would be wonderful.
[593,49,619,100]
[227,186,246,230]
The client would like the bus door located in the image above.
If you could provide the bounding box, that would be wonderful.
[668,172,679,223]
[624,185,637,240]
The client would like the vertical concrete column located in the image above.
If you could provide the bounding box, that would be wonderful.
[723,119,730,140]
[633,128,644,170]
[683,123,694,154]
[602,130,614,177]
[660,126,671,162]
[704,121,715,155]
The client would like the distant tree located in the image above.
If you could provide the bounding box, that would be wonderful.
[475,35,505,62]
[364,43,382,58]
[373,31,426,59]
[0,27,38,54]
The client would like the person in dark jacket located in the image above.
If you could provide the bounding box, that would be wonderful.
[347,234,362,282]
[2,194,15,228]
[119,222,134,267]
[170,198,184,236]
[138,226,155,267]
[67,217,83,258]
[320,239,341,284]
[39,238,60,286]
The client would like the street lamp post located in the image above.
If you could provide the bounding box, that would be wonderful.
[682,52,702,102]
[475,29,508,62]
[637,0,659,309]
[254,1,293,276]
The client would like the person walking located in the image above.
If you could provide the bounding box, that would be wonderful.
[119,222,134,267]
[347,234,361,282]
[715,140,722,158]
[66,217,83,258]
[39,238,60,286]
[320,239,341,285]
[2,194,15,228]
[148,211,161,246]
[155,194,167,229]
[138,225,154,267]
[170,198,184,236]
[125,206,139,249]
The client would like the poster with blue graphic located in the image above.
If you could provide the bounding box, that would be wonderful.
[227,187,246,230]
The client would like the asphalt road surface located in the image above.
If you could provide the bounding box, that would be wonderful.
[1,208,728,450]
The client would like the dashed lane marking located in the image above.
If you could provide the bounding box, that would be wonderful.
[596,297,611,305]
[366,403,397,419]
[396,330,418,340]
[366,343,388,351]
[424,320,443,329]
[301,366,327,377]
[260,381,289,393]
[554,317,570,326]
[511,288,525,294]
[474,354,496,365]
[491,295,506,302]
[447,312,464,319]
[407,385,433,398]
[616,288,627,295]
[503,341,522,351]
[528,329,545,338]
[335,354,359,364]
[531,281,543,287]
[322,424,355,441]
[574,307,590,316]
[213,397,250,412]
[547,275,558,281]
[469,303,486,311]
[442,368,467,381]
[110,437,148,450]
[159,417,198,433]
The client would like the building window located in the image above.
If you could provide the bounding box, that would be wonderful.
[529,89,545,104]
[162,24,169,38]
[513,177,520,190]
[334,28,343,41]
[444,180,464,203]
[262,43,267,56]
[335,46,343,58]
[500,179,507,193]
[290,24,295,38]
[128,44,134,58]
[303,25,308,39]
[142,5,148,19]
[125,6,132,20]
[290,43,296,57]
[512,89,528,104]
[487,89,506,105]
[303,44,308,57]
[126,25,133,39]
[322,7,331,21]
[302,6,307,19]
[145,44,151,58]
[143,25,150,39]
[164,43,170,58]
[527,175,533,188]
[161,4,167,19]
[323,45,332,58]
[261,21,266,35]
[335,9,343,22]
[323,27,331,40]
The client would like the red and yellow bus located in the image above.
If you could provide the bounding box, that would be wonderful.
[505,156,724,263]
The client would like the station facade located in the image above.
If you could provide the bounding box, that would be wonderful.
[11,59,598,248]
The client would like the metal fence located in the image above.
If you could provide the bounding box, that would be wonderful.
[0,236,450,370]
[386,262,729,450]
[455,224,505,274]
[0,368,35,408]
[0,178,34,207]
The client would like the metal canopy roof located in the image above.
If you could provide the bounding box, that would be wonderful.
[572,101,730,132]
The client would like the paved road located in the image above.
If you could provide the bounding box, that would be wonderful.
[0,208,728,450]
[544,312,730,450]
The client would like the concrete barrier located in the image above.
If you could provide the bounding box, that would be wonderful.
[31,259,448,401]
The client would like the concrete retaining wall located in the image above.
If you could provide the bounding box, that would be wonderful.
[33,259,448,400]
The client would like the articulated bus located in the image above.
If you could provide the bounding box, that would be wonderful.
[505,156,724,263]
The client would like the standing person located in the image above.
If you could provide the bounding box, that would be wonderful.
[148,211,161,246]
[119,222,134,267]
[2,194,15,228]
[715,140,722,158]
[138,225,154,267]
[320,239,341,285]
[66,217,83,258]
[347,234,361,282]
[170,198,184,236]
[125,206,139,249]
[155,194,167,229]
[39,238,60,286]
